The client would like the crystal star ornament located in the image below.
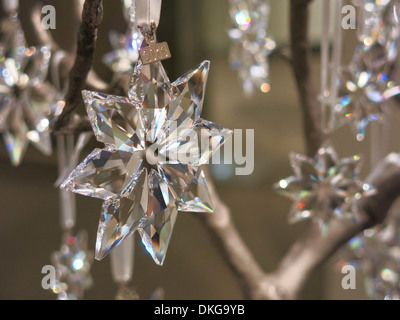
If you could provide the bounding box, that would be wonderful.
[228,0,275,95]
[62,58,232,265]
[103,0,143,73]
[103,29,143,73]
[353,0,400,51]
[0,11,54,165]
[274,145,376,233]
[344,215,400,300]
[50,231,94,300]
[0,13,26,131]
[331,59,400,141]
[0,45,54,165]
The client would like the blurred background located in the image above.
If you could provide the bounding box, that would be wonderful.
[1,0,400,300]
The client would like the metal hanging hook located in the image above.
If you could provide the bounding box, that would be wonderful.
[135,0,162,32]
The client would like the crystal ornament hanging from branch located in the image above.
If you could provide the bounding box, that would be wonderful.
[227,0,275,96]
[332,65,400,141]
[62,37,232,265]
[103,0,143,73]
[330,0,400,141]
[50,231,94,300]
[0,7,55,165]
[273,145,376,233]
[343,213,400,300]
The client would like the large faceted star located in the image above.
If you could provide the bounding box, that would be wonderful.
[62,59,232,265]
[274,145,377,233]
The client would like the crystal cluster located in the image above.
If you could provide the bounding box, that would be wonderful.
[0,12,55,165]
[103,0,143,73]
[344,214,400,300]
[331,0,400,141]
[227,0,275,96]
[62,52,232,265]
[274,145,376,233]
[50,231,94,300]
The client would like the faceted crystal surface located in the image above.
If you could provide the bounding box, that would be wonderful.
[332,64,400,141]
[228,0,275,95]
[0,16,26,65]
[62,59,232,265]
[50,231,93,300]
[103,0,142,73]
[353,0,400,52]
[103,29,143,73]
[329,1,400,140]
[274,145,376,233]
[344,213,400,300]
[0,14,54,165]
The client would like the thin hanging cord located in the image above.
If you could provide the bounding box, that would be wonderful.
[330,0,343,104]
[327,0,343,131]
[51,50,68,94]
[382,109,393,160]
[56,135,66,178]
[370,121,386,169]
[56,135,77,231]
[147,0,150,26]
[321,0,331,132]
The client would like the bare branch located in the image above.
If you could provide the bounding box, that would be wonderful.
[290,0,325,156]
[197,169,273,299]
[53,0,103,132]
[264,154,400,299]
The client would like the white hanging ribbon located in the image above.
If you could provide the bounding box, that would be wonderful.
[56,134,76,231]
[326,0,343,131]
[51,50,69,94]
[55,132,93,230]
[54,132,93,187]
[111,236,135,285]
[135,0,162,29]
[330,0,343,105]
[320,0,331,131]
[1,0,18,13]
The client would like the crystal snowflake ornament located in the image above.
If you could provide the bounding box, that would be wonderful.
[329,0,400,141]
[0,45,54,165]
[228,0,275,95]
[62,46,232,265]
[103,0,143,73]
[345,216,400,300]
[0,11,54,165]
[50,231,94,300]
[274,145,377,233]
[331,62,400,141]
[353,0,400,51]
[103,29,143,74]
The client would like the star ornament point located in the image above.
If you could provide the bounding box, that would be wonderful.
[274,145,377,233]
[62,59,232,265]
